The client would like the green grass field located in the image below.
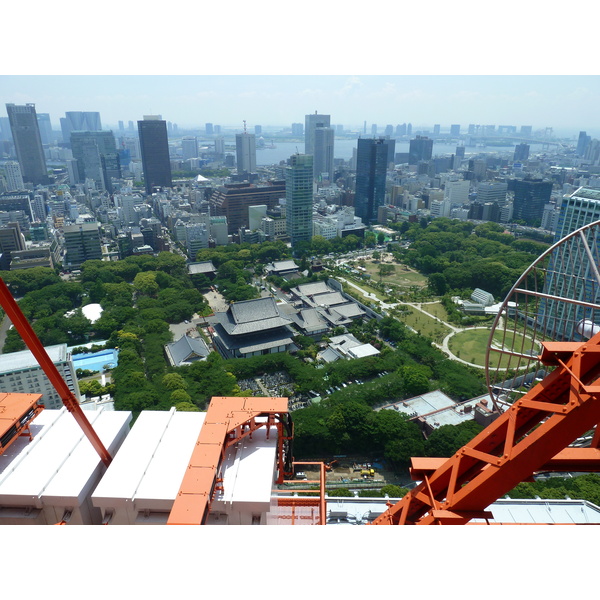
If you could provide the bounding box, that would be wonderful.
[448,328,540,368]
[362,260,428,289]
[418,302,450,321]
[398,306,453,344]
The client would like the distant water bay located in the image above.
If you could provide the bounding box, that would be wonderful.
[255,138,548,166]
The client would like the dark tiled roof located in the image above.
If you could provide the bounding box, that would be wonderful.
[217,297,292,335]
[165,335,210,366]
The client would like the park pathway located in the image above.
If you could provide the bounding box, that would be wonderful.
[337,277,487,369]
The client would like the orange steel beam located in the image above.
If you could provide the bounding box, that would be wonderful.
[0,393,44,456]
[411,447,600,479]
[168,396,290,525]
[276,461,327,524]
[0,277,112,467]
[371,331,600,525]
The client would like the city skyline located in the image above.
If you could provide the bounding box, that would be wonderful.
[2,75,600,137]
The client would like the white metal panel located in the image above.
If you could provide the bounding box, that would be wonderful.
[91,410,177,510]
[41,410,131,505]
[133,411,206,511]
[219,425,277,509]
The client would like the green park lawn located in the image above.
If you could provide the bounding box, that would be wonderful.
[448,328,540,368]
[399,306,453,344]
[419,301,450,321]
[362,260,428,290]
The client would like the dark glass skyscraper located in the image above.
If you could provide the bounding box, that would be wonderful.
[512,178,553,226]
[354,137,394,225]
[6,103,49,185]
[137,115,172,195]
[408,135,433,165]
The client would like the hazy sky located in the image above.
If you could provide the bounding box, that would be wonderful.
[2,75,600,137]
[3,2,599,137]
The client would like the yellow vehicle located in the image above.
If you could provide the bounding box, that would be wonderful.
[360,468,375,478]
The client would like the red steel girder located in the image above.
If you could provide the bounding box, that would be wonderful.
[0,277,112,467]
[371,331,600,525]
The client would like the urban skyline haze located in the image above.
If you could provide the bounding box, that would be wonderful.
[2,75,600,137]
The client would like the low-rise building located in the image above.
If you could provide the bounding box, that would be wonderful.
[0,343,80,409]
[212,297,297,359]
[165,335,211,367]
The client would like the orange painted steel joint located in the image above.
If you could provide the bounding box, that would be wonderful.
[0,277,112,467]
[168,396,296,525]
[371,331,600,525]
[0,393,44,456]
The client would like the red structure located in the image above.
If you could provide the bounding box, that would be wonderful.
[371,333,600,524]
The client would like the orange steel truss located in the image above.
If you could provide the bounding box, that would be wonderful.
[0,277,112,467]
[0,393,44,456]
[168,396,313,525]
[371,332,600,525]
[274,461,327,525]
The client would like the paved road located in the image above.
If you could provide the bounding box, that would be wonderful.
[0,313,12,354]
[336,277,489,369]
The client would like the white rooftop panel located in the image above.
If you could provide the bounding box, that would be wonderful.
[0,344,67,373]
[133,411,206,511]
[0,408,130,507]
[0,408,60,478]
[220,423,277,507]
[91,410,178,509]
[41,410,131,505]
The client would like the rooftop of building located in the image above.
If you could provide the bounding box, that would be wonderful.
[165,335,210,367]
[216,296,292,336]
[0,343,68,373]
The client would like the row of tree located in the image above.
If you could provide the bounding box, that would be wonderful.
[389,218,549,300]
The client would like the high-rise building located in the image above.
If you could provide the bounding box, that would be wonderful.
[3,161,24,191]
[450,124,461,136]
[354,138,394,225]
[286,154,313,247]
[512,178,553,226]
[209,180,286,234]
[520,125,532,137]
[408,135,433,165]
[313,126,334,182]
[205,123,214,135]
[0,221,26,270]
[577,131,591,157]
[6,103,49,185]
[291,123,303,136]
[304,112,330,156]
[70,131,120,191]
[433,124,441,136]
[36,113,54,145]
[538,187,600,341]
[0,117,11,142]
[235,129,256,175]
[137,115,172,195]
[60,111,102,143]
[182,137,198,160]
[477,181,508,204]
[63,221,103,268]
[395,123,407,137]
[514,143,530,162]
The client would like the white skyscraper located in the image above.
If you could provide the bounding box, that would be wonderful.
[4,161,24,191]
[236,128,256,175]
